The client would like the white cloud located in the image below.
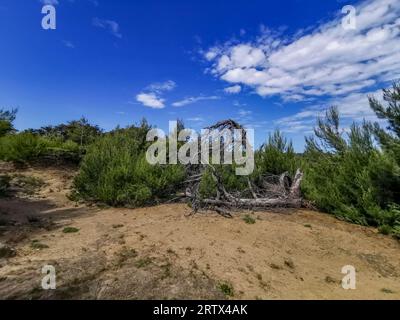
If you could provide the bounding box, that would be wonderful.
[146,80,176,93]
[136,93,165,109]
[274,89,384,133]
[93,17,122,38]
[135,80,176,109]
[172,96,220,107]
[224,85,242,94]
[205,0,400,102]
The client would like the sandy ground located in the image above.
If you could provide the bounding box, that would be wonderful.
[0,164,399,300]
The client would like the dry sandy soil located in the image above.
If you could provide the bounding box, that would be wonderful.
[0,163,399,300]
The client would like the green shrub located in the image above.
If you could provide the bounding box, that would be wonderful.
[218,282,234,297]
[378,225,392,235]
[0,133,46,163]
[0,132,82,164]
[254,130,298,176]
[27,117,102,147]
[243,214,256,224]
[73,125,185,207]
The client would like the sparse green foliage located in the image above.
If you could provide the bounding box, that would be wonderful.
[368,82,400,165]
[242,214,256,225]
[218,282,234,297]
[31,241,49,249]
[302,83,400,235]
[135,257,152,268]
[381,288,395,294]
[63,227,80,234]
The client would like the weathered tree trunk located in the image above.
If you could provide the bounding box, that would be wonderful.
[183,119,304,216]
[188,197,302,209]
[290,169,303,198]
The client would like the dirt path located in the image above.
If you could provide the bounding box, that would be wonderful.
[0,165,399,300]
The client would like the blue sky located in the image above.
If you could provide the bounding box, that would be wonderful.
[0,0,399,150]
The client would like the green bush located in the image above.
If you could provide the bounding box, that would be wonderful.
[26,117,102,147]
[254,130,298,176]
[0,132,81,164]
[73,125,186,207]
[0,133,46,163]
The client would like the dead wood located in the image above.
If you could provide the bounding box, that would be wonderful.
[181,119,304,217]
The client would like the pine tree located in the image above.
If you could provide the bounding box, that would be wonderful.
[368,81,400,164]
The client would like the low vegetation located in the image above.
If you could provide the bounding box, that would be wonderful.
[0,116,101,165]
[72,122,185,207]
[62,227,80,234]
[242,214,256,225]
[218,282,234,297]
[301,83,400,237]
[0,82,399,237]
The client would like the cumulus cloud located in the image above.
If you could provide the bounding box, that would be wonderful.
[136,80,176,109]
[136,93,165,109]
[224,85,242,94]
[172,96,220,107]
[93,17,122,38]
[205,0,400,102]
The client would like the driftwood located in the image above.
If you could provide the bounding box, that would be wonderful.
[182,119,304,216]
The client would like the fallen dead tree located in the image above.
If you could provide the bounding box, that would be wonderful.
[182,119,304,217]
